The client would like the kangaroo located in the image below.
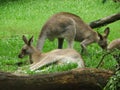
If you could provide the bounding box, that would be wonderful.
[36,12,110,52]
[18,35,85,71]
[107,39,120,69]
[107,39,120,50]
[97,38,120,68]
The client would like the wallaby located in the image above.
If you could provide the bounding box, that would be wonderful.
[107,39,120,67]
[18,35,85,71]
[97,38,120,68]
[107,38,120,50]
[36,12,110,52]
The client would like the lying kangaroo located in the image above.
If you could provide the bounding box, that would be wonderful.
[37,12,110,52]
[107,38,120,50]
[18,35,85,71]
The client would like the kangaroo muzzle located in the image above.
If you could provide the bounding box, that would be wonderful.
[18,54,24,58]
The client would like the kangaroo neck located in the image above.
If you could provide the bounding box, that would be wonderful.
[30,46,42,63]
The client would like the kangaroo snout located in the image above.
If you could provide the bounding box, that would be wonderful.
[18,54,23,58]
[101,44,107,49]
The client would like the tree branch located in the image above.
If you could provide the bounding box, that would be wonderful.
[89,13,120,28]
[0,68,113,90]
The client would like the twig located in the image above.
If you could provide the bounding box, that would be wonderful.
[96,52,112,68]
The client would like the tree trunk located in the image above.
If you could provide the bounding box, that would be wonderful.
[89,13,120,28]
[0,68,113,90]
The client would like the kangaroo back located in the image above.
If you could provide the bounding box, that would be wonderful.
[30,49,85,71]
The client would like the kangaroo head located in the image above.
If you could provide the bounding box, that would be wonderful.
[97,27,110,49]
[18,35,34,58]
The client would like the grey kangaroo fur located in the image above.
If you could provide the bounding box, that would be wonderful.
[18,35,85,71]
[107,38,120,50]
[97,38,120,68]
[37,12,110,52]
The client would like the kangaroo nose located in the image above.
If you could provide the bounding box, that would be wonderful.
[102,45,107,49]
[18,54,22,58]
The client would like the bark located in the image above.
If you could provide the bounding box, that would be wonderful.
[89,13,120,28]
[0,68,113,90]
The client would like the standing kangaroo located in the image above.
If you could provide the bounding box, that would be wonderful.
[18,35,85,71]
[37,12,110,52]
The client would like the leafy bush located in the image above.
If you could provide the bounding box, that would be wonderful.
[104,70,120,90]
[104,49,120,90]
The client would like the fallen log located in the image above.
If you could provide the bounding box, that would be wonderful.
[0,68,113,90]
[89,13,120,28]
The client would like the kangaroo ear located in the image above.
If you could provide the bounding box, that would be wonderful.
[98,32,103,40]
[22,35,28,44]
[28,36,34,46]
[104,27,110,38]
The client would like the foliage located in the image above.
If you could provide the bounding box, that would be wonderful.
[104,70,120,90]
[15,63,78,75]
[103,49,120,90]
